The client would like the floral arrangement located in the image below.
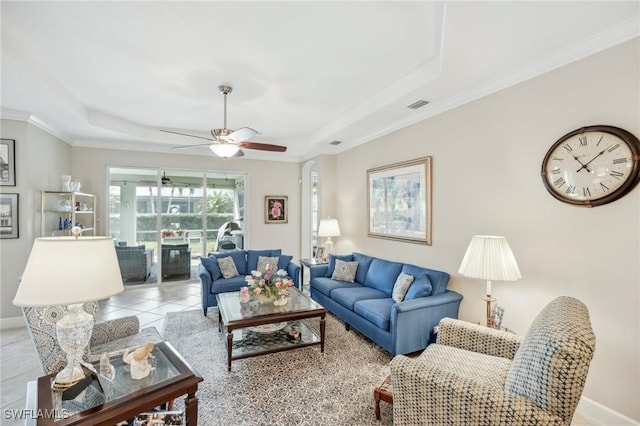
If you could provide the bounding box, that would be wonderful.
[244,264,294,300]
[161,229,176,239]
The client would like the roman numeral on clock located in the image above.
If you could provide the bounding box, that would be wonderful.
[565,185,576,195]
[610,170,624,180]
[583,187,591,197]
[578,136,587,147]
[554,177,566,188]
[607,144,620,153]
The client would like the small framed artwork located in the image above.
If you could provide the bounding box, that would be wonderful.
[0,139,16,186]
[265,195,288,224]
[0,193,19,239]
[315,247,325,262]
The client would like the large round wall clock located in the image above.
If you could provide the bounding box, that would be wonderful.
[541,125,640,207]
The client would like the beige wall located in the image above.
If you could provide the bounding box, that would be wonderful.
[0,119,72,319]
[331,39,640,420]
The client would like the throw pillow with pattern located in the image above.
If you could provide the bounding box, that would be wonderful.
[392,272,415,302]
[331,259,359,282]
[217,256,239,279]
[257,256,280,274]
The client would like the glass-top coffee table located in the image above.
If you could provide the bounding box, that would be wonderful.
[216,287,326,371]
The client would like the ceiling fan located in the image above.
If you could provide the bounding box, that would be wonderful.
[162,85,287,158]
[161,171,171,185]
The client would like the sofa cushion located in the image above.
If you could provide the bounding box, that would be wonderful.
[215,250,248,275]
[325,254,354,277]
[247,249,282,272]
[218,256,239,279]
[353,252,374,284]
[364,258,403,295]
[331,259,359,282]
[331,286,388,311]
[201,256,222,280]
[402,264,435,298]
[257,256,279,274]
[278,255,293,271]
[354,298,395,331]
[311,277,356,297]
[210,275,248,294]
[392,272,415,302]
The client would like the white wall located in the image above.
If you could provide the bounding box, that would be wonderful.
[0,119,72,319]
[331,39,640,420]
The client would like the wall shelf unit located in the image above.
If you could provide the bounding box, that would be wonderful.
[41,191,96,237]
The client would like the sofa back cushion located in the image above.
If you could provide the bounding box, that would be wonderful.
[352,252,374,284]
[504,297,595,422]
[247,249,282,272]
[364,258,403,296]
[325,254,354,277]
[214,250,248,276]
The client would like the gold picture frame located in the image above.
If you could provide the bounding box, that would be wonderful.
[265,195,288,224]
[367,157,432,245]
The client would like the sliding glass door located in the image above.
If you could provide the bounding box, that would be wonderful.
[108,167,246,285]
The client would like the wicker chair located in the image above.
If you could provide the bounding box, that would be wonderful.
[161,244,191,278]
[390,296,595,425]
[23,302,162,376]
[115,245,152,282]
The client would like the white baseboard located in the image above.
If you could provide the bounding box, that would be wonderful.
[0,316,26,330]
[577,397,639,425]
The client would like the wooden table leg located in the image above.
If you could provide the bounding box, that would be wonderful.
[374,388,381,420]
[226,330,233,371]
[320,313,326,353]
[218,309,222,333]
[185,385,199,426]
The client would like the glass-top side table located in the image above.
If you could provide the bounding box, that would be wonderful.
[32,341,202,425]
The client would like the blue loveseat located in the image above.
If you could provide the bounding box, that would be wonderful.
[309,253,463,355]
[199,249,301,315]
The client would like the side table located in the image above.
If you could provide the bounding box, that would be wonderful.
[299,258,328,287]
[25,341,202,426]
[373,375,393,420]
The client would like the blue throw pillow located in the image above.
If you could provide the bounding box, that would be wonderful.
[404,275,433,300]
[325,254,354,278]
[201,256,221,280]
[215,251,247,275]
[278,255,293,271]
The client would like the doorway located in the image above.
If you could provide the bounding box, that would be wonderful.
[108,167,247,285]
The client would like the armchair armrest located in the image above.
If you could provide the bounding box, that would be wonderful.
[90,315,140,347]
[309,264,328,280]
[390,355,564,426]
[437,318,523,360]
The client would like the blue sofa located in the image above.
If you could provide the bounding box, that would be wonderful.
[309,253,463,355]
[199,249,301,315]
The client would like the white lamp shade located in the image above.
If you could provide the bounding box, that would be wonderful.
[458,235,522,281]
[13,237,124,307]
[209,143,240,158]
[318,218,341,238]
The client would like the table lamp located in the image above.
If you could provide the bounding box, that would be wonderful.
[13,236,124,388]
[458,235,521,328]
[318,217,341,260]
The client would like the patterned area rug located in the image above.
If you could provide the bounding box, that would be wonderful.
[162,309,394,425]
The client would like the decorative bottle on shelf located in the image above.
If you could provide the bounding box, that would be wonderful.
[58,217,63,230]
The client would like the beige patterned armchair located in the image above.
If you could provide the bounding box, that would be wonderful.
[23,302,163,375]
[390,296,595,425]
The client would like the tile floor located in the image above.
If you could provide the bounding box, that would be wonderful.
[0,280,201,426]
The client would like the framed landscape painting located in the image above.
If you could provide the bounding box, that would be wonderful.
[265,195,288,223]
[0,139,16,186]
[0,193,19,239]
[367,157,432,245]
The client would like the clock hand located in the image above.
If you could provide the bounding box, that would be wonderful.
[568,154,592,173]
[576,147,608,173]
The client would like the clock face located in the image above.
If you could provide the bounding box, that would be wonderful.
[542,126,640,207]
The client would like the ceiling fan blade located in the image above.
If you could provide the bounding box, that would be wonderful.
[170,143,214,150]
[229,127,258,142]
[233,149,245,158]
[239,141,287,152]
[161,129,215,142]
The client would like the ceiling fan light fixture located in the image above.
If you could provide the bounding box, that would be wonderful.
[210,143,240,158]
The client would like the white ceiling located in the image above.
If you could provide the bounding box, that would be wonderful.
[1,2,638,162]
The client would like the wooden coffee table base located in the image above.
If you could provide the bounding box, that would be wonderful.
[374,375,393,420]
